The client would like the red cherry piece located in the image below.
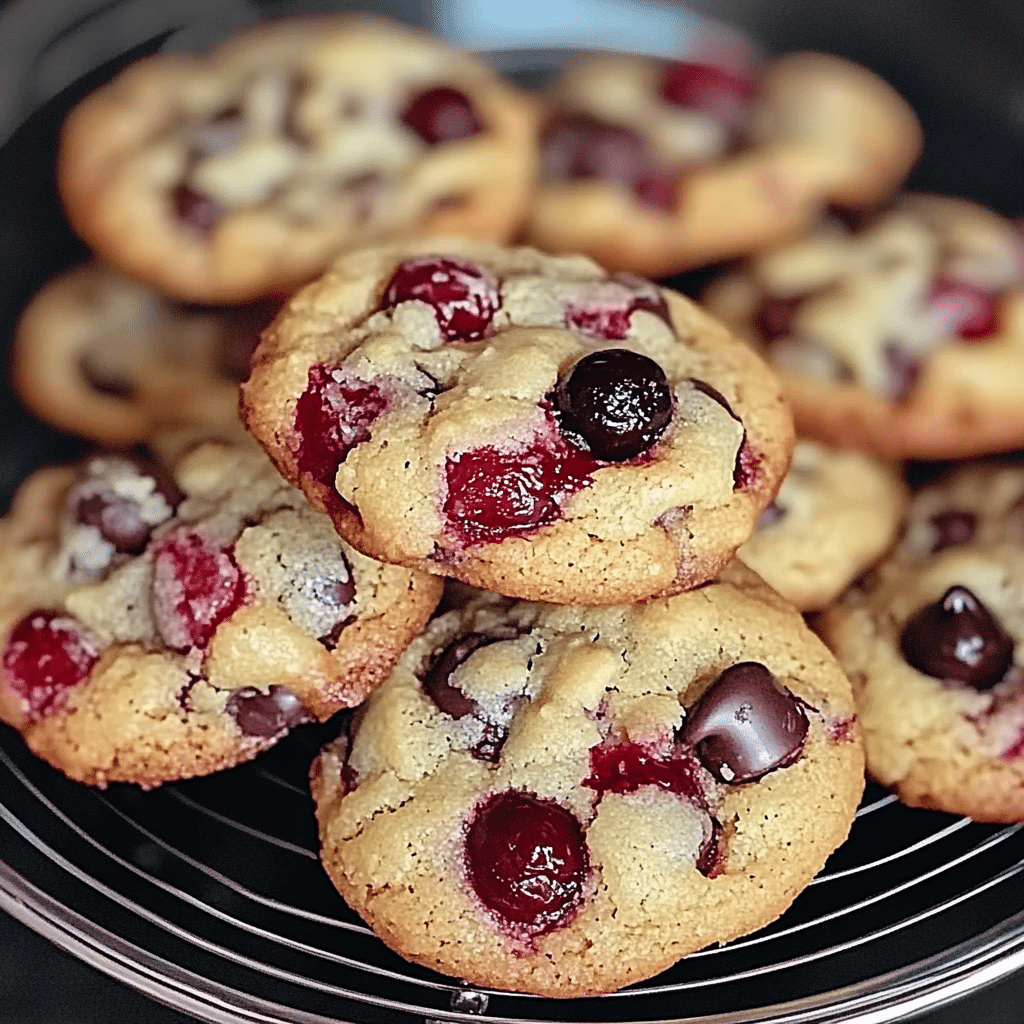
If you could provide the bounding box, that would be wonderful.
[584,742,706,801]
[928,278,998,340]
[634,171,679,211]
[172,183,224,234]
[401,86,481,145]
[381,256,499,341]
[3,612,99,721]
[659,60,755,123]
[444,430,597,545]
[294,365,389,487]
[733,440,762,491]
[151,529,246,651]
[464,790,588,933]
[564,274,671,341]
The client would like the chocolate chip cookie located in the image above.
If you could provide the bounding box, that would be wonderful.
[0,440,442,787]
[240,239,794,605]
[526,50,921,278]
[705,194,1024,459]
[738,440,907,611]
[311,559,863,997]
[58,15,538,304]
[818,541,1024,821]
[13,261,273,446]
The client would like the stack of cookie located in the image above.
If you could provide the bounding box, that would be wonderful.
[3,9,987,1001]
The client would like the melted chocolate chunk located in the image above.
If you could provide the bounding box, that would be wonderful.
[226,685,310,737]
[422,632,497,718]
[554,348,673,461]
[929,509,977,552]
[680,662,808,783]
[900,586,1014,690]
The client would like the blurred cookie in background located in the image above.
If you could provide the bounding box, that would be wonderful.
[57,15,540,304]
[525,48,920,278]
[13,261,274,446]
[739,440,907,612]
[705,194,1024,459]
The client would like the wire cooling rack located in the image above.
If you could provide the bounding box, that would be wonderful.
[2,3,1024,1021]
[2,714,1024,1024]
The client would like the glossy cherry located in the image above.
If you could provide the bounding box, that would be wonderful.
[554,348,673,461]
[381,256,499,341]
[464,790,587,932]
[680,662,808,783]
[584,741,705,800]
[444,432,597,545]
[2,612,99,721]
[900,585,1014,690]
[294,365,389,487]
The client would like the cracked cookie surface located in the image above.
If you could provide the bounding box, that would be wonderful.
[525,50,920,277]
[818,539,1024,821]
[58,15,538,303]
[241,239,793,605]
[0,440,441,787]
[739,440,907,611]
[705,194,1024,458]
[311,560,863,996]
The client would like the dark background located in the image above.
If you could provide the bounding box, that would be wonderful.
[2,0,1024,1021]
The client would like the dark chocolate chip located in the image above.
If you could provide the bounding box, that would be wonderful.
[929,509,977,552]
[422,632,498,719]
[554,348,674,461]
[226,685,310,737]
[680,662,808,783]
[900,585,1014,690]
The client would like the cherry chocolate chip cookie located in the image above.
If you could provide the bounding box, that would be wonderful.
[240,239,794,605]
[738,440,907,612]
[311,560,863,996]
[819,538,1024,822]
[525,49,921,278]
[705,194,1024,459]
[0,440,441,787]
[13,261,274,446]
[58,15,538,304]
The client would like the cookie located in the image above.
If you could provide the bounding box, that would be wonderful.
[0,440,442,788]
[704,194,1024,459]
[525,50,921,278]
[311,559,863,997]
[58,15,539,304]
[818,542,1024,822]
[13,261,274,446]
[738,440,907,612]
[240,239,794,605]
[894,460,1024,562]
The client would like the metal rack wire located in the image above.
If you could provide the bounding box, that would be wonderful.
[2,717,1024,1024]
